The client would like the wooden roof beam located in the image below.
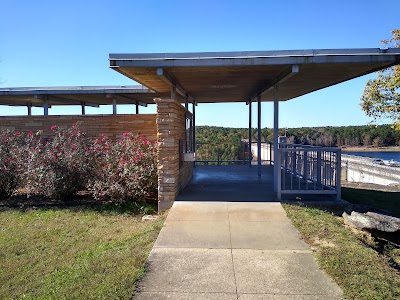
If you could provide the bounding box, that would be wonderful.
[48,95,100,107]
[33,95,99,107]
[108,94,148,107]
[248,65,299,102]
[0,101,50,108]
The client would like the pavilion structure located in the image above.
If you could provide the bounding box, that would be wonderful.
[1,48,400,210]
[108,48,400,203]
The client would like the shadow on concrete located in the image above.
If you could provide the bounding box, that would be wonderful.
[176,165,277,202]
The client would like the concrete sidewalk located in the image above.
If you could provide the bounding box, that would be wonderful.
[134,202,343,300]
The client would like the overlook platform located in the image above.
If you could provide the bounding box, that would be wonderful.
[177,165,276,202]
[177,165,277,202]
[177,164,339,202]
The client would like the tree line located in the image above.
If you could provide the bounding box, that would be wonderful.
[196,125,400,147]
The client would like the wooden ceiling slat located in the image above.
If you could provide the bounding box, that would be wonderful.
[113,61,394,103]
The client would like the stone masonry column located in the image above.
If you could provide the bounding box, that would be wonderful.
[155,98,193,211]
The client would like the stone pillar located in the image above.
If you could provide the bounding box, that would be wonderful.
[155,98,193,211]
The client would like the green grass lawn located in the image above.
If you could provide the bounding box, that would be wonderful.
[342,186,400,217]
[0,204,165,299]
[284,203,400,300]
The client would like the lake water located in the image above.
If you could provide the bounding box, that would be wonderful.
[342,151,400,162]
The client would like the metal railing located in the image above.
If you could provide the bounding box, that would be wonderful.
[250,141,273,164]
[195,142,251,165]
[277,143,341,200]
[195,141,273,165]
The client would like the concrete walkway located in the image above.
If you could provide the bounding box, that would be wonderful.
[134,201,343,299]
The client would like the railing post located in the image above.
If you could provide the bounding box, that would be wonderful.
[282,148,287,191]
[284,150,288,171]
[269,142,272,163]
[277,148,282,201]
[292,150,297,175]
[317,150,322,186]
[243,142,246,165]
[303,150,308,182]
[336,149,342,200]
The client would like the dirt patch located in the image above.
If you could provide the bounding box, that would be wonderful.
[312,237,336,248]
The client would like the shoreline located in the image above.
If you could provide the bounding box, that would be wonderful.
[341,146,400,152]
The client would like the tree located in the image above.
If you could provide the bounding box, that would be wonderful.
[360,29,400,129]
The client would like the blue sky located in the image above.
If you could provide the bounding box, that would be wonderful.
[1,0,399,128]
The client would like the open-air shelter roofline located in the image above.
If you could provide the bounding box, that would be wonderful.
[109,48,400,61]
[109,47,400,103]
[1,48,399,107]
[0,85,160,107]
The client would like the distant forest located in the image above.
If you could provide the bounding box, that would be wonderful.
[196,125,400,147]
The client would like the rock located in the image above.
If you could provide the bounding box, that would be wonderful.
[142,215,158,222]
[343,211,378,230]
[343,211,400,233]
[366,212,400,233]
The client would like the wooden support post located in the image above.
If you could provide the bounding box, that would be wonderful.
[248,100,252,167]
[43,97,49,116]
[273,86,279,192]
[112,99,117,115]
[257,95,261,177]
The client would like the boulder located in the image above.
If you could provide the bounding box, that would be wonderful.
[366,212,400,233]
[142,214,158,222]
[343,211,400,233]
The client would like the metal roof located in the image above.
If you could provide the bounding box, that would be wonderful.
[109,48,400,103]
[0,85,161,107]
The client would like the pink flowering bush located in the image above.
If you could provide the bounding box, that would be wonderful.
[25,124,95,199]
[0,124,158,203]
[0,130,25,199]
[88,133,158,202]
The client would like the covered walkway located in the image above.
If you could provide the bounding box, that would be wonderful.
[134,201,343,299]
[177,165,276,202]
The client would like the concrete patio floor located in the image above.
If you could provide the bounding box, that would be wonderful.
[176,165,276,202]
[134,201,343,299]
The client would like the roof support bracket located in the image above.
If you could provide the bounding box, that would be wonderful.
[249,64,299,102]
[156,68,194,103]
[109,94,147,107]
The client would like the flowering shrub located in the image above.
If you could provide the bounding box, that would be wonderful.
[0,130,25,199]
[88,133,158,202]
[25,124,95,199]
[0,124,158,203]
